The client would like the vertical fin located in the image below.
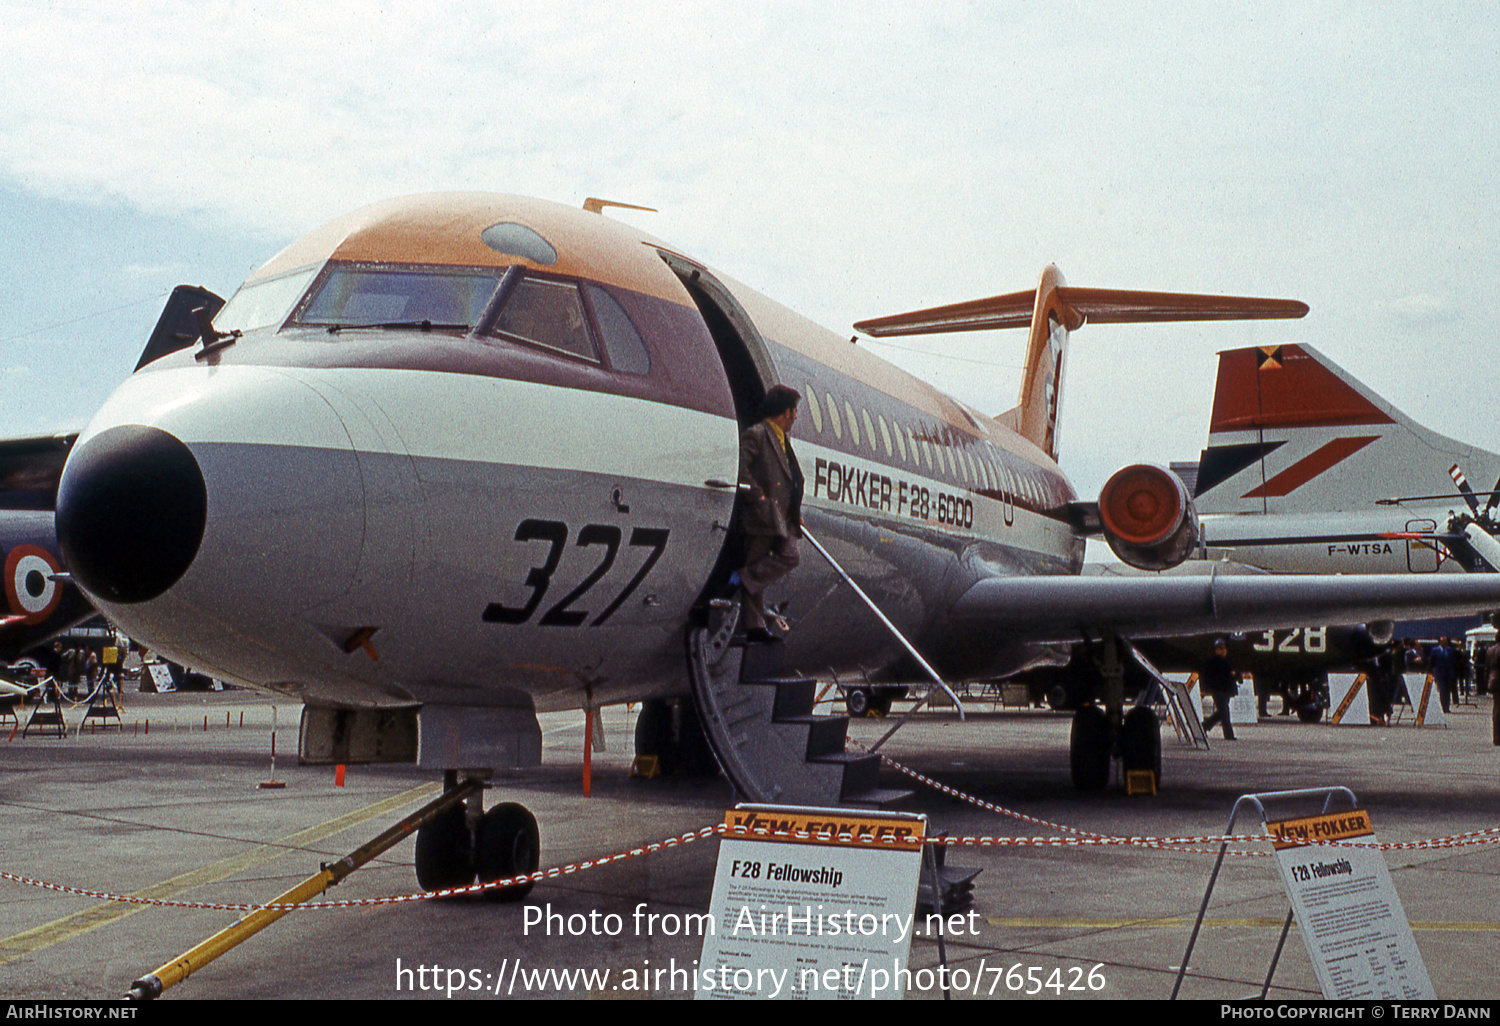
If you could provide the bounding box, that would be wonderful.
[1015,266,1073,460]
[1196,344,1500,516]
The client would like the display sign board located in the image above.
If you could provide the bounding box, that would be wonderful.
[697,806,925,1000]
[146,663,176,693]
[1413,675,1446,727]
[1327,673,1368,725]
[1266,809,1433,1000]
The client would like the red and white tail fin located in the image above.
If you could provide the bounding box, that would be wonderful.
[854,267,1307,462]
[1194,344,1500,515]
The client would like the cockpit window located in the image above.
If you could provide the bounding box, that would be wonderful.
[213,266,319,333]
[293,265,501,329]
[488,277,597,363]
[585,285,650,374]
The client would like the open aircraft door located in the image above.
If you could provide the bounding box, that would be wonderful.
[657,251,781,600]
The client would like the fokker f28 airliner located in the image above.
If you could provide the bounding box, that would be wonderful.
[48,193,1500,896]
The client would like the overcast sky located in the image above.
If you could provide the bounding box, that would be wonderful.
[1,1,1495,499]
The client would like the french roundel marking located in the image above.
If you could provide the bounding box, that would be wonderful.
[6,545,61,623]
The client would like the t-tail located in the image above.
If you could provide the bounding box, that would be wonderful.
[1194,344,1500,517]
[854,266,1308,462]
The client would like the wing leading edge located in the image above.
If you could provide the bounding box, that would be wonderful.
[949,570,1500,643]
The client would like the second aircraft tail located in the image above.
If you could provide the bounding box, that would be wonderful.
[1194,343,1500,517]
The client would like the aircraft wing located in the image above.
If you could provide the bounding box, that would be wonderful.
[949,570,1500,642]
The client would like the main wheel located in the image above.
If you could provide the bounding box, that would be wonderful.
[634,699,676,774]
[1119,705,1162,785]
[845,687,872,717]
[476,803,540,902]
[675,701,720,777]
[1070,704,1112,791]
[415,804,474,892]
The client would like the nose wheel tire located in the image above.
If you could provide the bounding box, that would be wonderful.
[415,805,475,892]
[476,803,540,902]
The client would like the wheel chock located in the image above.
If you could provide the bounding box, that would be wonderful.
[630,754,661,779]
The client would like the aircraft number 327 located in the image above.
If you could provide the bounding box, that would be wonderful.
[482,519,670,628]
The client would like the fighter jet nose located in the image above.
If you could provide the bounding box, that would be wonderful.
[56,425,207,604]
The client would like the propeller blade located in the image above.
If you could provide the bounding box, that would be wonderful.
[1450,464,1481,515]
[1485,474,1500,517]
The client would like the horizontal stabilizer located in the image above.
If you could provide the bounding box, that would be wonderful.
[854,286,1308,337]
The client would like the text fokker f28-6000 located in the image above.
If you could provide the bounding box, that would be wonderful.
[48,193,1500,895]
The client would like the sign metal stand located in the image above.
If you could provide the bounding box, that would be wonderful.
[1172,787,1354,1000]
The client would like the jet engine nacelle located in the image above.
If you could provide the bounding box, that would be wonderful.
[1098,464,1200,571]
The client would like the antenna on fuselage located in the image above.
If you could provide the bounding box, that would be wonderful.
[582,198,658,216]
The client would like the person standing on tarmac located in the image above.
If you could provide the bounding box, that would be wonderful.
[735,385,805,644]
[1428,637,1457,715]
[1485,641,1500,700]
[1200,638,1240,740]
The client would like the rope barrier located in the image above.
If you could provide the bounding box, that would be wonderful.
[6,738,1500,913]
[7,811,1500,914]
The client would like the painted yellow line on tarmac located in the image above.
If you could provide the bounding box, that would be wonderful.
[985,917,1500,931]
[0,782,439,965]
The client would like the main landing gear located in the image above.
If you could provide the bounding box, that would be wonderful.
[414,772,540,901]
[1068,633,1162,791]
[1069,704,1162,791]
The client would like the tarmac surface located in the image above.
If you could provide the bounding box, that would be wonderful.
[2,683,1498,1002]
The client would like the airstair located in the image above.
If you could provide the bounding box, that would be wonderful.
[686,604,909,807]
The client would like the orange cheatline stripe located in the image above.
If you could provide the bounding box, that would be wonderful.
[1242,436,1379,499]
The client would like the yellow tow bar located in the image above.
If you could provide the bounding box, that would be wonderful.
[126,777,482,1001]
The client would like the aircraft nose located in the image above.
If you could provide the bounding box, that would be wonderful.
[56,425,207,604]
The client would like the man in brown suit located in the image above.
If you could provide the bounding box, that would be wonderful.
[737,385,804,643]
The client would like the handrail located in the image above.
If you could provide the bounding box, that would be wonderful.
[800,526,965,739]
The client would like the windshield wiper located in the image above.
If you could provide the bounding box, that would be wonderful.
[325,321,471,335]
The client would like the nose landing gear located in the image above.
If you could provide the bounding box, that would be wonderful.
[414,774,540,901]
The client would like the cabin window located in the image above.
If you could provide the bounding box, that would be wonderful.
[490,277,598,362]
[878,415,892,458]
[804,387,824,432]
[585,285,649,373]
[895,423,908,463]
[296,264,499,330]
[861,409,877,453]
[844,401,860,446]
[825,393,842,439]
